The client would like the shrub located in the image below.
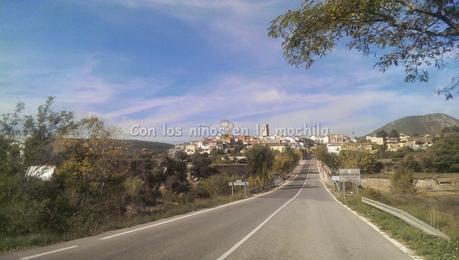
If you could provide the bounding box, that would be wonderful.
[390,171,415,193]
[199,174,232,197]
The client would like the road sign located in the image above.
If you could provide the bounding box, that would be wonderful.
[228,180,249,186]
[338,169,360,184]
[229,180,249,198]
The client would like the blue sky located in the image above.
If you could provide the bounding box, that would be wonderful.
[1,0,458,142]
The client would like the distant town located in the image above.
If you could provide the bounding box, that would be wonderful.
[169,122,433,159]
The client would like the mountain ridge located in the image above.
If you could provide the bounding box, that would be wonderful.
[368,113,459,136]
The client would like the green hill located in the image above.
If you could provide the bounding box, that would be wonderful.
[369,113,459,136]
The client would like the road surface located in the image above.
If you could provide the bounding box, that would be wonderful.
[2,160,412,260]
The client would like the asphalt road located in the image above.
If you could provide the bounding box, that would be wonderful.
[2,160,412,260]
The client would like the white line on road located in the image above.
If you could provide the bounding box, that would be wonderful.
[216,162,310,260]
[19,245,78,260]
[99,165,302,241]
[317,163,420,260]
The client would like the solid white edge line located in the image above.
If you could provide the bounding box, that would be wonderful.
[317,162,421,260]
[99,164,303,241]
[19,245,78,260]
[216,162,310,260]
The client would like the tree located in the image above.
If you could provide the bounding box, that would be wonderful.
[54,117,129,227]
[0,98,76,235]
[190,153,216,179]
[402,155,422,172]
[376,130,388,139]
[269,0,459,99]
[388,129,400,139]
[32,98,73,164]
[246,145,275,189]
[423,132,459,172]
[391,170,415,193]
[160,157,190,195]
[338,145,383,174]
[127,154,161,206]
[442,125,459,134]
[312,144,339,170]
[273,147,300,178]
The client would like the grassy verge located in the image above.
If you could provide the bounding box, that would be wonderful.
[0,192,247,253]
[367,191,459,239]
[335,190,459,260]
[362,172,459,179]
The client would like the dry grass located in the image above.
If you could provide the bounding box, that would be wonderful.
[365,189,459,238]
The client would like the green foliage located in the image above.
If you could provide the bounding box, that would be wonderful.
[376,130,388,139]
[343,194,459,260]
[402,155,422,172]
[23,97,75,166]
[195,174,232,198]
[312,144,339,170]
[161,157,190,195]
[387,146,414,159]
[388,129,400,139]
[190,153,216,179]
[442,125,459,134]
[338,145,382,174]
[269,0,459,98]
[246,145,275,187]
[127,156,162,206]
[390,170,415,193]
[420,132,459,172]
[2,99,288,251]
[273,147,300,178]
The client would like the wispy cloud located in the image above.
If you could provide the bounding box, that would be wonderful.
[1,0,458,144]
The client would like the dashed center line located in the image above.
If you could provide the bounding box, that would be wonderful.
[216,163,310,260]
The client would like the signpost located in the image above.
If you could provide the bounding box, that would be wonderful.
[338,169,360,196]
[331,175,339,192]
[229,180,249,197]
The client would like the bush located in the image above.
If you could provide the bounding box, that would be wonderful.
[402,155,422,172]
[390,171,415,193]
[198,174,232,197]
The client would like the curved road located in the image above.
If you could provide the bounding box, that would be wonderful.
[2,160,411,260]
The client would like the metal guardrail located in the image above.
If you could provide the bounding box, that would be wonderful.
[362,197,450,240]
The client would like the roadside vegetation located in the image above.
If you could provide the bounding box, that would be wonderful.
[312,144,382,174]
[313,127,459,176]
[314,127,459,259]
[374,128,459,174]
[338,190,459,260]
[0,98,300,252]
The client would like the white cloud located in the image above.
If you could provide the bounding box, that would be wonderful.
[92,0,290,64]
[108,70,459,143]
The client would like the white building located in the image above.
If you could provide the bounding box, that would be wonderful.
[326,143,342,154]
[365,136,385,145]
[26,165,55,181]
[267,143,287,153]
[310,135,329,144]
[185,144,197,155]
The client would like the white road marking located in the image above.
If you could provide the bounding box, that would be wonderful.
[317,161,420,260]
[19,245,78,260]
[100,165,302,240]
[216,162,310,260]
